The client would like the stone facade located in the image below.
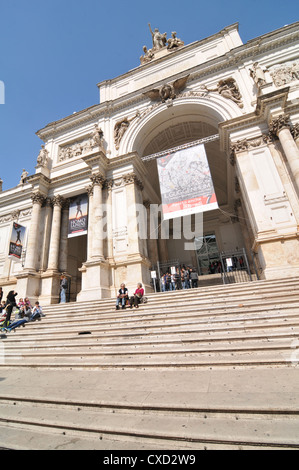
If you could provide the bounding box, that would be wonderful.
[0,22,299,303]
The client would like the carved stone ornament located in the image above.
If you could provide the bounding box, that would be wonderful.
[58,128,105,162]
[269,114,291,137]
[31,192,46,206]
[140,25,184,65]
[205,78,243,108]
[90,173,106,187]
[37,145,49,167]
[249,62,267,88]
[51,195,65,208]
[229,134,275,165]
[114,114,139,150]
[143,75,189,104]
[291,122,299,140]
[268,60,299,88]
[122,173,144,190]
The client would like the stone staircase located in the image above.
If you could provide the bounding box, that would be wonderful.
[0,277,299,449]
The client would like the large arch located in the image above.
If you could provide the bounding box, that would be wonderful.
[118,96,248,276]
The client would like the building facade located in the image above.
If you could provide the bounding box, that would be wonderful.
[0,22,299,304]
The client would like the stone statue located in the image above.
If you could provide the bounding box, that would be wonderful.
[114,119,130,150]
[19,169,28,185]
[205,78,243,108]
[140,45,154,65]
[91,124,104,148]
[167,31,184,50]
[148,23,167,50]
[249,62,267,88]
[37,145,49,167]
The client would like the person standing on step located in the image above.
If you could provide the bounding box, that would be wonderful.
[3,290,18,328]
[116,283,129,310]
[60,275,68,303]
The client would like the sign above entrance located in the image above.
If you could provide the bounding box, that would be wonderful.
[68,194,88,238]
[157,144,218,220]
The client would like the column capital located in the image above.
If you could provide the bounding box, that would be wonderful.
[31,191,46,206]
[51,195,65,208]
[90,173,106,187]
[269,114,291,136]
[291,122,299,140]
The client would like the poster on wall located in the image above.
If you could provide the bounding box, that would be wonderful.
[157,143,218,220]
[8,222,26,260]
[68,194,88,238]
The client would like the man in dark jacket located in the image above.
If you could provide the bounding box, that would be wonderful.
[116,283,129,310]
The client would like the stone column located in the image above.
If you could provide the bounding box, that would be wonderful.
[24,192,46,272]
[47,195,65,272]
[86,185,94,262]
[269,114,299,192]
[90,173,105,261]
[59,199,70,273]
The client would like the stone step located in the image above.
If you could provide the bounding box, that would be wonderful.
[40,278,299,313]
[0,397,298,449]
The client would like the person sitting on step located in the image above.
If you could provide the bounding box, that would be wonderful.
[116,283,129,310]
[129,283,144,308]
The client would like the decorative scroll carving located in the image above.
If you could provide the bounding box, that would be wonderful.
[229,134,276,165]
[104,173,144,191]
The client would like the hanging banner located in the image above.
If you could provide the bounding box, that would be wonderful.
[9,222,26,260]
[68,194,88,238]
[157,144,218,220]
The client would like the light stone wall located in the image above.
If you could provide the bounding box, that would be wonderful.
[0,22,298,303]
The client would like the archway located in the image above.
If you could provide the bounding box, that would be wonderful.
[123,99,250,280]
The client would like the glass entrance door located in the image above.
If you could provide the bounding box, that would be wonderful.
[195,234,220,275]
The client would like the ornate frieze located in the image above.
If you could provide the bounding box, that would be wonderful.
[268,60,299,87]
[58,126,105,162]
[0,208,32,224]
[229,134,275,165]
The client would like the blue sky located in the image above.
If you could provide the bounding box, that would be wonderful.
[0,0,298,190]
